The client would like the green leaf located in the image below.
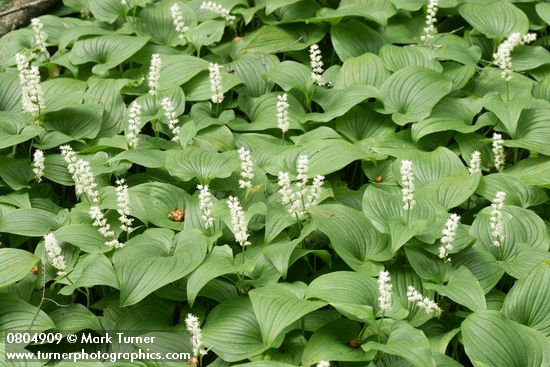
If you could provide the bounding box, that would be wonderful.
[264,201,297,244]
[420,175,480,210]
[157,55,209,91]
[267,61,311,95]
[113,228,207,306]
[87,0,125,23]
[502,261,550,337]
[379,67,453,125]
[0,156,33,190]
[316,0,396,26]
[50,303,102,332]
[307,85,379,123]
[69,35,149,74]
[380,44,442,72]
[301,319,375,366]
[60,253,119,295]
[165,147,239,182]
[187,20,225,48]
[507,108,550,155]
[476,174,548,208]
[0,112,42,150]
[0,294,55,330]
[203,297,269,362]
[452,246,504,294]
[230,54,279,98]
[306,271,378,322]
[42,104,103,143]
[331,20,386,61]
[536,3,550,26]
[0,249,39,288]
[184,69,242,102]
[53,224,112,253]
[238,24,324,55]
[459,2,528,39]
[426,266,486,312]
[365,321,436,367]
[237,93,305,131]
[309,204,391,275]
[335,53,389,89]
[0,70,22,111]
[137,1,197,46]
[265,0,301,14]
[250,282,326,347]
[84,78,127,138]
[186,245,236,307]
[462,310,550,367]
[0,208,59,237]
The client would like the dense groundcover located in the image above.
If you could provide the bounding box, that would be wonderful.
[2,0,550,365]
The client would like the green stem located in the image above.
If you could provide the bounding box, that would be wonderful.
[376,312,385,343]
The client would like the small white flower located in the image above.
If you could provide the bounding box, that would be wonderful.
[407,286,442,317]
[490,191,506,248]
[420,0,439,43]
[439,213,460,259]
[400,160,415,211]
[185,313,208,358]
[296,154,309,187]
[468,150,481,176]
[492,133,505,172]
[171,3,189,39]
[15,53,45,117]
[33,149,45,182]
[121,0,128,5]
[309,44,326,86]
[148,53,162,95]
[126,101,142,149]
[90,205,124,248]
[197,184,214,229]
[278,171,292,205]
[199,1,236,23]
[276,93,289,134]
[305,175,324,209]
[378,270,392,312]
[238,147,254,189]
[316,361,330,367]
[208,63,224,104]
[160,97,180,141]
[227,196,250,247]
[61,145,100,204]
[494,32,537,81]
[116,178,133,233]
[31,18,48,54]
[43,232,66,276]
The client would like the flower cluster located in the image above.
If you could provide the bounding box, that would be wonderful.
[468,150,481,176]
[197,184,214,229]
[116,178,133,233]
[33,149,45,182]
[15,53,45,117]
[185,313,208,359]
[200,1,236,23]
[378,270,392,312]
[309,44,326,86]
[278,155,325,218]
[44,232,66,276]
[60,145,123,248]
[316,361,330,367]
[439,213,460,259]
[492,133,505,172]
[238,147,254,189]
[31,18,48,54]
[227,196,250,247]
[126,101,142,149]
[276,93,289,134]
[407,286,442,317]
[400,160,415,211]
[171,3,189,39]
[148,53,161,95]
[208,63,224,104]
[494,32,537,81]
[160,97,180,141]
[490,191,506,247]
[420,0,438,43]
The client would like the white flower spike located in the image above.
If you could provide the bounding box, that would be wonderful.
[31,18,48,54]
[44,232,66,276]
[420,0,439,43]
[227,196,250,247]
[378,270,392,312]
[468,150,481,176]
[407,286,442,317]
[148,53,161,95]
[492,133,505,172]
[490,191,506,248]
[33,149,45,182]
[439,213,460,259]
[400,160,415,211]
[276,93,289,134]
[15,53,45,118]
[197,184,214,229]
[116,178,133,233]
[309,44,326,86]
[200,1,236,23]
[208,63,224,104]
[238,147,254,189]
[494,32,537,81]
[160,97,180,141]
[126,101,142,149]
[171,3,189,39]
[185,313,208,359]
